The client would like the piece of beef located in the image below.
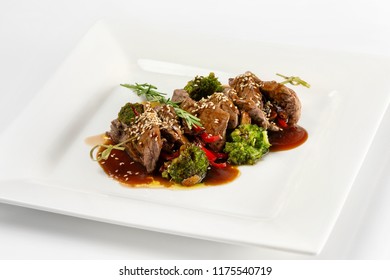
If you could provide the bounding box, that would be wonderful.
[171,89,189,103]
[229,71,271,129]
[173,89,238,150]
[173,89,240,129]
[155,104,187,151]
[172,88,240,150]
[108,106,163,173]
[198,108,230,152]
[171,89,197,114]
[198,92,239,129]
[240,110,251,125]
[108,118,128,146]
[260,81,301,126]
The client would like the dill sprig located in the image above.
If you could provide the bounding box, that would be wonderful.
[120,83,203,128]
[276,73,311,88]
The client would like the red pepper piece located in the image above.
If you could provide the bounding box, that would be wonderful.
[199,146,217,162]
[192,124,203,133]
[213,151,228,160]
[192,125,222,143]
[160,150,180,161]
[131,106,140,116]
[199,145,227,168]
[203,147,227,160]
[210,161,227,168]
[200,132,222,143]
[277,117,288,128]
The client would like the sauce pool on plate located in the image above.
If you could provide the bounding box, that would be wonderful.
[268,125,308,152]
[88,124,307,189]
[96,139,240,189]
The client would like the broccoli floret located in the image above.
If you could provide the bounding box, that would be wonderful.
[224,124,271,165]
[118,103,144,125]
[162,144,209,186]
[184,72,224,101]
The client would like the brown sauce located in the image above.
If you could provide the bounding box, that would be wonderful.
[204,164,240,186]
[268,125,308,152]
[90,124,307,189]
[96,139,239,189]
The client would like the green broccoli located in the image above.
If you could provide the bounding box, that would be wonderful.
[162,144,209,186]
[184,72,224,101]
[224,124,271,165]
[117,102,144,125]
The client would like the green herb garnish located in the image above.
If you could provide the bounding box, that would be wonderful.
[276,73,311,88]
[120,83,203,128]
[89,137,135,162]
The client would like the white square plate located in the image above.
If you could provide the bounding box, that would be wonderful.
[1,19,389,254]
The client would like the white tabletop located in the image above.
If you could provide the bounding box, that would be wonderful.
[1,0,390,259]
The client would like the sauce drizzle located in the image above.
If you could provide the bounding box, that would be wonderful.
[96,139,239,189]
[90,124,307,189]
[268,125,308,151]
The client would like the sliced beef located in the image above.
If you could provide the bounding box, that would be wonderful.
[260,81,301,126]
[172,89,197,114]
[171,89,190,103]
[155,104,187,151]
[129,125,162,173]
[228,71,271,129]
[173,89,239,150]
[173,89,240,129]
[198,108,230,152]
[108,106,163,173]
[234,93,269,128]
[240,110,251,125]
[109,118,128,145]
[198,92,239,129]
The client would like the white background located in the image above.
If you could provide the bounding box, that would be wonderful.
[1,0,390,259]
